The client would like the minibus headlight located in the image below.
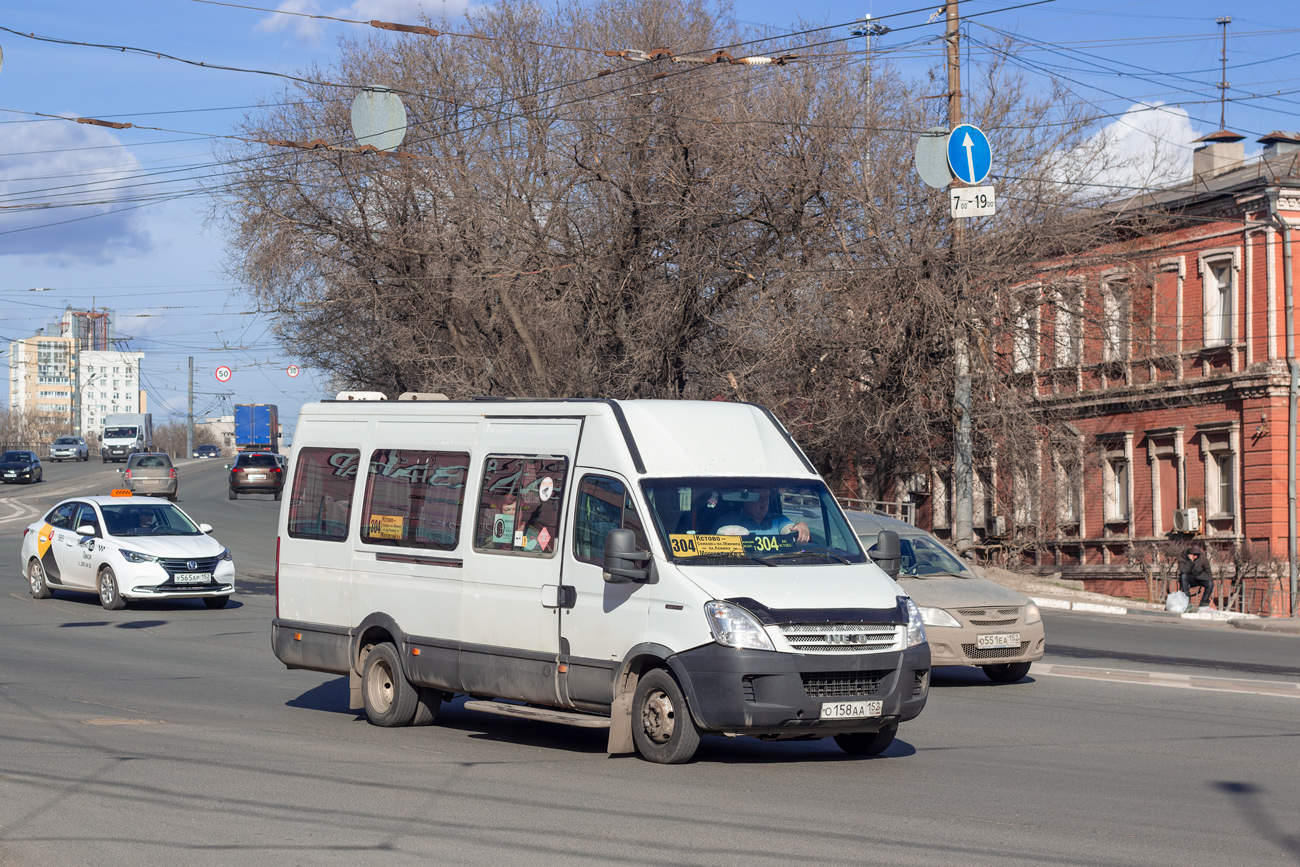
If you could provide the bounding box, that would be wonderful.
[119,549,158,564]
[704,601,775,652]
[1024,602,1042,625]
[918,605,962,629]
[904,598,928,648]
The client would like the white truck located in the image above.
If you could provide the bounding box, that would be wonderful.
[101,412,154,463]
[272,396,929,763]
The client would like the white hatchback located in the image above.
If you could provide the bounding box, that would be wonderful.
[21,494,236,610]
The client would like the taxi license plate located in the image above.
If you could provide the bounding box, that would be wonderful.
[173,573,212,584]
[977,632,1021,649]
[247,474,266,480]
[820,700,883,720]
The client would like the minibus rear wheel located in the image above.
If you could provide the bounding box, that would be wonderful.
[361,643,418,727]
[632,668,700,764]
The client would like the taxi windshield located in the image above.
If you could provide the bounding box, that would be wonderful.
[102,503,202,537]
[640,477,865,565]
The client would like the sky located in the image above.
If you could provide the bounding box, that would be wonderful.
[2,0,1298,440]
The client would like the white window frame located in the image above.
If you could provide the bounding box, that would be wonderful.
[1100,434,1134,525]
[1198,249,1239,348]
[1052,281,1083,367]
[1102,278,1132,362]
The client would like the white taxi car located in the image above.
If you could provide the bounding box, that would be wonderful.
[21,493,236,610]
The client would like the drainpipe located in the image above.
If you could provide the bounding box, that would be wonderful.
[1273,192,1298,617]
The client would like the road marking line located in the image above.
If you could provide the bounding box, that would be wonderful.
[1035,663,1300,699]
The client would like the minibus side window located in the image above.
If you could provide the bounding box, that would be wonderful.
[573,475,650,564]
[472,454,568,556]
[360,449,469,550]
[288,447,360,541]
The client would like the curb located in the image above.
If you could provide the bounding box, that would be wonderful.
[1030,595,1261,623]
[1228,617,1300,635]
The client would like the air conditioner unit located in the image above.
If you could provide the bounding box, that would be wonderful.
[985,515,1009,538]
[1173,508,1200,533]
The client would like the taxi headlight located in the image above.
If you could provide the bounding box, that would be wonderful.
[919,605,963,629]
[119,549,158,564]
[1025,602,1042,625]
[704,601,775,651]
[904,598,928,648]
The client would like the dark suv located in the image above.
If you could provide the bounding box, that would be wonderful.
[227,452,284,500]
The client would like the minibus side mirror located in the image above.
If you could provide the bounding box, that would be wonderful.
[869,530,901,579]
[603,529,656,584]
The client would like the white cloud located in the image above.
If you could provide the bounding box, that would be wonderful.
[256,0,463,45]
[1059,103,1199,196]
[0,119,152,264]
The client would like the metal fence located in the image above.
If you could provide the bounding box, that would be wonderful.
[836,497,917,525]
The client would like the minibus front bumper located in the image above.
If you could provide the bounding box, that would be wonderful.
[668,642,930,736]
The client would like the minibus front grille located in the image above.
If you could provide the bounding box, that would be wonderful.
[780,623,901,653]
[801,671,890,697]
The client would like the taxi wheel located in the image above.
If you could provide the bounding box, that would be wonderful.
[632,668,701,764]
[98,567,126,611]
[361,643,418,727]
[982,662,1032,683]
[27,559,52,599]
[203,595,230,609]
[834,723,898,757]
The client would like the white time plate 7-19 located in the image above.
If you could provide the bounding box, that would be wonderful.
[977,632,1021,649]
[820,700,883,720]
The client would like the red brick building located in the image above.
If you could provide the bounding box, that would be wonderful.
[920,130,1300,614]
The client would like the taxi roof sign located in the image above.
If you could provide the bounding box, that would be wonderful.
[110,489,133,497]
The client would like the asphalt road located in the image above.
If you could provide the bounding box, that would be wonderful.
[2,463,1299,866]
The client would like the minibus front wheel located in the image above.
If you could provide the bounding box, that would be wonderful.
[361,643,418,727]
[632,668,701,764]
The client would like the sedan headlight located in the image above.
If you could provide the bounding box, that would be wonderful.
[918,605,963,629]
[119,549,158,564]
[218,548,233,562]
[704,601,775,651]
[904,598,928,648]
[1024,602,1042,625]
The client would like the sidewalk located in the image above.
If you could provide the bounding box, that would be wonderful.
[981,564,1300,634]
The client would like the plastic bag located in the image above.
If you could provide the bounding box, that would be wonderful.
[1165,589,1189,613]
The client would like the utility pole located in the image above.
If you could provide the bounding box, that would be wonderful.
[948,0,974,552]
[187,356,194,460]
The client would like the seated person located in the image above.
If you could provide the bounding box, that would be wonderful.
[711,486,811,542]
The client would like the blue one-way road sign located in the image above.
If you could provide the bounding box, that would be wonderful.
[947,124,991,185]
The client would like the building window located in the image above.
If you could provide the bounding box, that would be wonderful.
[1054,290,1080,366]
[1210,453,1233,517]
[1102,280,1131,361]
[1205,260,1233,346]
[1013,301,1037,373]
[1056,452,1082,525]
[1104,458,1129,522]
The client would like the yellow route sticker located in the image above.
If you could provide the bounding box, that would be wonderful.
[668,534,743,557]
[367,514,405,540]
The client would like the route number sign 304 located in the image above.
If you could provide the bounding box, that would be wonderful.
[950,185,996,218]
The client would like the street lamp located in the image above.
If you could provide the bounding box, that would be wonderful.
[849,16,890,120]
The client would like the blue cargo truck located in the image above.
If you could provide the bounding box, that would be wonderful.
[234,404,280,453]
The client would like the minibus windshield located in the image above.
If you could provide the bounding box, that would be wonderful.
[640,477,866,565]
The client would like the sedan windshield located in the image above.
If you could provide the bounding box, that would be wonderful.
[640,477,865,565]
[55,438,79,445]
[1,452,32,463]
[101,503,202,536]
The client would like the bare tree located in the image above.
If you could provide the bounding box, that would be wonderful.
[212,0,1157,498]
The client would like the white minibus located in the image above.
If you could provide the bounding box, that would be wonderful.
[272,396,929,763]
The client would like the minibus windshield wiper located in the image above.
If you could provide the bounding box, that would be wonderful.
[763,546,852,565]
[681,554,776,567]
